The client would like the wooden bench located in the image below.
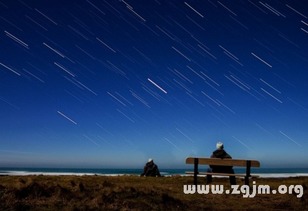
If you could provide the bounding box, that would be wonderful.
[185,157,260,186]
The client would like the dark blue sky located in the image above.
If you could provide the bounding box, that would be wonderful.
[0,0,308,168]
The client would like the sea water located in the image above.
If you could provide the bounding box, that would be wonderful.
[1,167,308,177]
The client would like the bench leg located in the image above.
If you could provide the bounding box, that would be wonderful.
[245,161,251,186]
[244,176,249,186]
[194,158,198,186]
[230,176,236,185]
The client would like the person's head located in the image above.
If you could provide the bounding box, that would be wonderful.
[148,158,153,163]
[216,142,224,150]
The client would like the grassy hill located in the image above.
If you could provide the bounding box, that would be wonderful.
[0,175,307,210]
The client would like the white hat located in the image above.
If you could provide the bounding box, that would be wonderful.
[148,158,153,163]
[216,142,224,149]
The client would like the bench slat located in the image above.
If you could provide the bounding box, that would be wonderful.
[186,157,260,167]
[185,171,259,178]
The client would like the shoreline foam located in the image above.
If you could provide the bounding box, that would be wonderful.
[1,171,308,178]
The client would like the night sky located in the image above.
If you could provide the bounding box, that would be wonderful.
[0,0,308,168]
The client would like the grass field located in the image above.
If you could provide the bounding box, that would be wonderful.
[0,175,307,210]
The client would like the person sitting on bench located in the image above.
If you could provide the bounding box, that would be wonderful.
[207,142,236,185]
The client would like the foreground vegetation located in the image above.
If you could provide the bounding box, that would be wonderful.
[0,175,307,210]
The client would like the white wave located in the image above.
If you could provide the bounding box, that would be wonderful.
[258,173,308,178]
[1,171,308,178]
[0,171,96,176]
[0,171,138,176]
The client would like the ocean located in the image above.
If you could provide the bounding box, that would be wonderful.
[1,167,308,178]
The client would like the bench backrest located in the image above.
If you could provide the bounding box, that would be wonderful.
[186,157,260,167]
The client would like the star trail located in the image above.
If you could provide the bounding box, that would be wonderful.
[0,0,307,168]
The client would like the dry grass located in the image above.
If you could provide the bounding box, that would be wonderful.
[0,175,307,210]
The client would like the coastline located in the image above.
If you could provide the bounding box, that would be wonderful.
[1,170,308,178]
